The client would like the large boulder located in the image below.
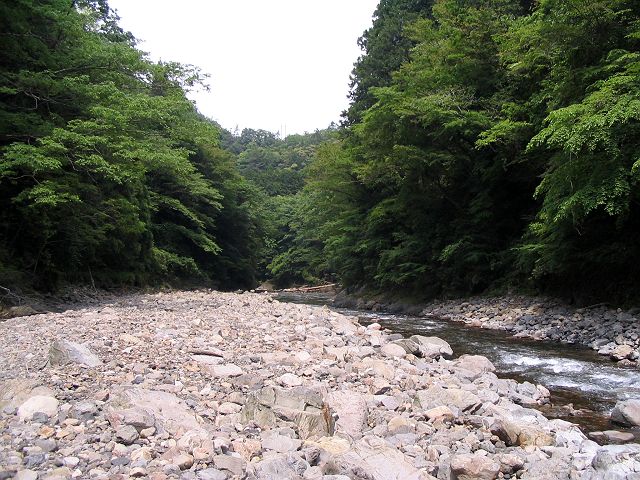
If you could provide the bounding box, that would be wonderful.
[327,390,368,439]
[0,379,54,411]
[410,336,453,359]
[240,387,334,440]
[453,355,495,380]
[48,339,102,368]
[416,386,481,414]
[323,435,435,480]
[106,386,201,437]
[450,453,500,480]
[611,399,640,427]
[17,395,59,420]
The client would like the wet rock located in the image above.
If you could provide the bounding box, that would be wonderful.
[48,339,102,367]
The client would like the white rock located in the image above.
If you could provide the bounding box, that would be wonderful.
[17,395,59,420]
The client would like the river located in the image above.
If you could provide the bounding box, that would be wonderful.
[276,292,640,439]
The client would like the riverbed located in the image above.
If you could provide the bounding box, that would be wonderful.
[276,292,640,437]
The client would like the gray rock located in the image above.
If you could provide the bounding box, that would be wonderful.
[213,454,245,476]
[115,424,139,445]
[327,390,368,439]
[611,399,640,427]
[323,435,434,480]
[450,453,500,480]
[409,335,453,359]
[197,468,228,480]
[48,339,102,367]
[17,395,59,420]
[416,386,481,413]
[241,387,334,440]
[261,431,302,453]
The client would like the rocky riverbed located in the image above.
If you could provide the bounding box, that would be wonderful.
[421,297,640,367]
[1,290,640,479]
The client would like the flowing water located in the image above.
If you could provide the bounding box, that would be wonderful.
[276,292,640,437]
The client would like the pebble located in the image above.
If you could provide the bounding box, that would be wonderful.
[0,290,638,480]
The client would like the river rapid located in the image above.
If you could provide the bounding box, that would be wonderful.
[276,292,640,439]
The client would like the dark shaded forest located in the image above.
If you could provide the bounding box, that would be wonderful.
[1,0,639,304]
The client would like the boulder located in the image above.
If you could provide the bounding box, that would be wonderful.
[409,335,453,359]
[106,386,201,437]
[241,387,334,440]
[48,339,102,367]
[416,386,481,414]
[611,399,640,427]
[450,453,500,480]
[17,395,59,420]
[381,343,406,358]
[453,355,495,380]
[210,364,244,377]
[0,379,54,411]
[323,435,435,480]
[327,390,368,439]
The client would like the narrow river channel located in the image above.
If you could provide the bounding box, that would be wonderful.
[276,292,640,438]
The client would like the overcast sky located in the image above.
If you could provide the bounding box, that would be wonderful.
[108,0,379,136]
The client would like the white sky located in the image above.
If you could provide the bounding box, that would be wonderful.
[108,0,379,136]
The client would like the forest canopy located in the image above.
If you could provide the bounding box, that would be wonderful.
[1,0,639,305]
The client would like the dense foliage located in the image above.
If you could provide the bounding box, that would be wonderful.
[0,0,262,291]
[274,0,640,303]
[3,0,639,304]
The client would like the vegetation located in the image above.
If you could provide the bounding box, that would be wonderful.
[272,0,640,303]
[2,0,639,304]
[0,0,261,291]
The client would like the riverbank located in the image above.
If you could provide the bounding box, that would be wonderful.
[1,290,639,479]
[335,292,640,367]
[422,296,640,367]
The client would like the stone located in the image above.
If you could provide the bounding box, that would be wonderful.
[17,395,59,420]
[173,453,194,470]
[453,355,495,380]
[327,390,368,438]
[48,339,102,367]
[217,402,242,414]
[210,364,244,377]
[450,453,500,480]
[14,471,38,480]
[325,435,434,480]
[279,373,303,387]
[115,424,139,445]
[107,386,201,437]
[425,406,455,422]
[261,431,302,453]
[611,344,635,361]
[381,343,406,358]
[197,468,227,480]
[416,386,481,413]
[409,335,453,359]
[213,455,245,476]
[241,387,334,440]
[599,430,635,444]
[611,399,640,426]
